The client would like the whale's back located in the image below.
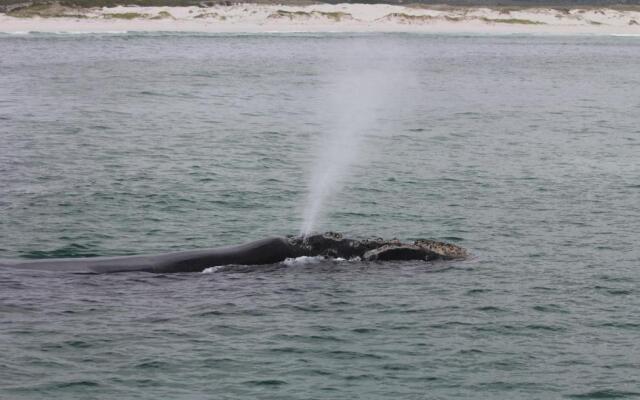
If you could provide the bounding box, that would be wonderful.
[0,236,294,274]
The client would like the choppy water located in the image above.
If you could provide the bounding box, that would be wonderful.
[1,33,640,399]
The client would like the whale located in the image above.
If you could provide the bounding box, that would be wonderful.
[0,237,296,274]
[0,232,467,274]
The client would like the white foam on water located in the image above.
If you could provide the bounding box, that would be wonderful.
[201,265,225,273]
[202,256,361,272]
[282,255,362,266]
[283,256,326,266]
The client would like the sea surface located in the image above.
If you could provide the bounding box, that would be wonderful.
[1,32,639,399]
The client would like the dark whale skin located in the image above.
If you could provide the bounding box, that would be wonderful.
[0,237,298,274]
[0,233,467,274]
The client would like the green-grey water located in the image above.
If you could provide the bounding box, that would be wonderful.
[1,33,639,399]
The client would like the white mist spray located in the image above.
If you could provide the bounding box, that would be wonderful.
[300,62,406,236]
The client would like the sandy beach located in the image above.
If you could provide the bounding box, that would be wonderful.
[2,3,640,34]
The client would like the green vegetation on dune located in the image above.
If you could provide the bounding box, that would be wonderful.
[481,16,545,23]
[193,11,225,19]
[4,0,640,9]
[150,10,173,18]
[268,9,351,21]
[104,11,147,18]
[1,0,316,9]
[7,2,87,17]
[2,0,640,16]
[5,2,180,19]
[381,13,544,24]
[319,11,348,21]
[268,9,312,19]
[380,12,435,22]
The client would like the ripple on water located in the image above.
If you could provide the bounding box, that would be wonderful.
[565,389,640,399]
[2,34,640,400]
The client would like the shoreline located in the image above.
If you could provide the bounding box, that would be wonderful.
[2,3,640,35]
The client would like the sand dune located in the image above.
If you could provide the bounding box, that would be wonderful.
[2,3,640,34]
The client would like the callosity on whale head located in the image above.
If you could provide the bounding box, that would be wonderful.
[287,232,467,261]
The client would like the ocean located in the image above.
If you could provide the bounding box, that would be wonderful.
[1,32,639,399]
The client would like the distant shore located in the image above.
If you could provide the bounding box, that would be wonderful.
[2,3,640,34]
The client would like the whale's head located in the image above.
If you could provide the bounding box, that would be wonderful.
[288,232,389,259]
[287,232,468,261]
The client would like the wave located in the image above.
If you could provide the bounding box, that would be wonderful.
[202,265,226,274]
[283,255,328,266]
[201,255,361,273]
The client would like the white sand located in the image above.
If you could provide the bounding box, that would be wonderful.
[2,3,640,35]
